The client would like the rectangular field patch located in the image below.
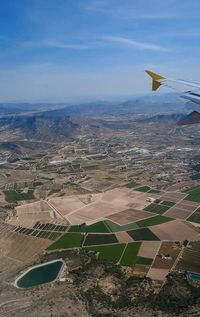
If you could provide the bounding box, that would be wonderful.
[120,242,141,266]
[83,233,118,246]
[127,228,160,241]
[84,244,126,263]
[136,215,173,228]
[46,233,83,250]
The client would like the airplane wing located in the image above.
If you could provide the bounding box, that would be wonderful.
[145,70,200,125]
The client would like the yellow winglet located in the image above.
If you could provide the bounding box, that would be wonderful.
[145,70,166,91]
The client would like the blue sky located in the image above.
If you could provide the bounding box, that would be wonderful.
[1,0,200,101]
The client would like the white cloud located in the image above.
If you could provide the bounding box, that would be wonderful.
[22,39,94,50]
[103,36,170,52]
[86,0,179,19]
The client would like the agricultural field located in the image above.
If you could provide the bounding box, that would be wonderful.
[124,181,139,188]
[138,241,161,259]
[135,186,151,192]
[127,228,160,241]
[148,189,161,194]
[152,241,182,270]
[136,256,153,265]
[83,233,118,246]
[17,227,63,240]
[164,207,194,220]
[47,233,83,251]
[151,220,199,241]
[68,221,110,233]
[144,203,170,214]
[115,231,134,243]
[84,243,126,263]
[176,241,200,273]
[187,207,200,223]
[120,242,141,266]
[160,201,175,207]
[107,208,153,225]
[3,184,200,284]
[104,219,139,232]
[185,186,200,202]
[3,189,35,203]
[160,192,186,202]
[136,215,173,228]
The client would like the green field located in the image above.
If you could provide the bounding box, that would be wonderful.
[144,203,170,214]
[185,186,200,202]
[18,227,35,235]
[124,181,139,189]
[136,256,153,265]
[136,215,173,228]
[84,243,126,263]
[22,189,35,200]
[47,233,83,250]
[120,242,141,266]
[161,201,176,207]
[3,189,35,203]
[148,189,161,194]
[105,220,139,233]
[135,186,151,192]
[68,221,110,233]
[127,228,160,241]
[184,186,200,193]
[187,208,200,223]
[3,190,23,203]
[83,233,118,246]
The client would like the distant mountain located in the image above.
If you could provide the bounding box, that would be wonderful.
[0,92,186,117]
[177,111,200,126]
[137,112,185,124]
[0,113,79,141]
[0,92,189,141]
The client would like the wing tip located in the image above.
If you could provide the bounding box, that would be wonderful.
[145,70,166,91]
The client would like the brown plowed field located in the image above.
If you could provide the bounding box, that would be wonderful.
[115,231,134,243]
[160,192,186,202]
[150,220,200,241]
[138,241,161,259]
[147,267,169,281]
[151,241,182,269]
[164,207,194,220]
[107,208,153,225]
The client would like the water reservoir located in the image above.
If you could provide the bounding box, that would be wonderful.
[15,259,64,289]
[188,272,200,281]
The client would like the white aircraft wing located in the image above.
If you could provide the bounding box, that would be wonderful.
[145,70,200,125]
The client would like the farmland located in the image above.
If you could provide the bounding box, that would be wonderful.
[1,88,200,317]
[136,215,173,228]
[152,241,182,270]
[105,219,139,232]
[3,189,35,203]
[120,242,141,266]
[2,184,200,293]
[136,256,153,265]
[144,203,170,214]
[84,243,126,262]
[176,241,200,273]
[47,233,83,251]
[127,228,160,241]
[68,221,110,233]
[135,186,151,192]
[185,186,200,202]
[187,208,200,223]
[83,233,118,246]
